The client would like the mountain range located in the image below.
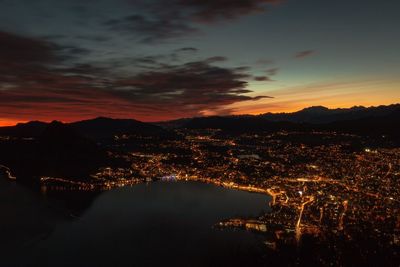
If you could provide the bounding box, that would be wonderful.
[0,104,399,182]
[0,117,168,140]
[1,104,399,139]
[160,104,400,127]
[260,104,400,124]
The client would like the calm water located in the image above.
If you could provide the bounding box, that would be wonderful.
[1,180,271,266]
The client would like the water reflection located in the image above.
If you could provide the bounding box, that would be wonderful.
[2,180,271,266]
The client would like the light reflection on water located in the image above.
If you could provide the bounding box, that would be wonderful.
[1,180,271,266]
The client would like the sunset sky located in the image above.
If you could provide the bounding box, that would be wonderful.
[0,0,399,125]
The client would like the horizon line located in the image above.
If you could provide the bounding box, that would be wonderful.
[1,102,399,127]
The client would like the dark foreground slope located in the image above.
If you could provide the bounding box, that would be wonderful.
[0,117,173,142]
[70,117,171,141]
[0,121,108,183]
[0,117,178,182]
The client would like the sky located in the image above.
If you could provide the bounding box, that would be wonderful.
[0,0,399,125]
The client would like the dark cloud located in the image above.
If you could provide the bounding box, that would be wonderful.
[75,35,112,42]
[104,14,198,43]
[105,0,282,42]
[0,31,270,122]
[0,31,58,65]
[0,31,63,89]
[134,55,163,65]
[266,67,279,76]
[177,0,282,22]
[0,31,97,86]
[175,47,199,52]
[205,56,228,63]
[235,66,251,72]
[114,59,271,110]
[61,46,92,56]
[294,50,316,59]
[254,76,273,81]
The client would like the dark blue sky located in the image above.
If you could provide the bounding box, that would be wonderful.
[0,0,399,124]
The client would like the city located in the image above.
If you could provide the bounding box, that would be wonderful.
[27,128,399,264]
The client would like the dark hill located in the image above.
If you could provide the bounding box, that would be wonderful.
[0,121,47,137]
[70,117,171,140]
[323,109,400,141]
[158,104,400,129]
[178,106,400,143]
[0,121,108,182]
[182,116,308,133]
[0,117,174,141]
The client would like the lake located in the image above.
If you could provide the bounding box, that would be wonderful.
[1,180,271,266]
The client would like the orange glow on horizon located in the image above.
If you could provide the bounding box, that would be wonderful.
[232,101,400,116]
[0,119,27,127]
[1,79,399,126]
[230,79,400,116]
[1,101,399,127]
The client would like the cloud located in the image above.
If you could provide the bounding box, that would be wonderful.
[113,59,271,111]
[104,14,198,43]
[266,67,279,76]
[235,66,251,72]
[105,0,282,42]
[175,47,199,53]
[174,0,282,22]
[254,76,273,81]
[0,31,59,66]
[0,31,102,88]
[0,31,270,122]
[62,46,91,56]
[75,35,112,42]
[294,50,316,59]
[205,56,228,63]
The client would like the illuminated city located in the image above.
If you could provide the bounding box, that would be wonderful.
[2,124,397,265]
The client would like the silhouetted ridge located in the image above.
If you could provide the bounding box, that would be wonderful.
[39,121,100,152]
[176,105,400,143]
[182,116,306,133]
[260,104,400,124]
[35,121,108,179]
[0,120,47,137]
[0,121,108,182]
[325,109,400,139]
[71,117,168,140]
[299,106,330,113]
